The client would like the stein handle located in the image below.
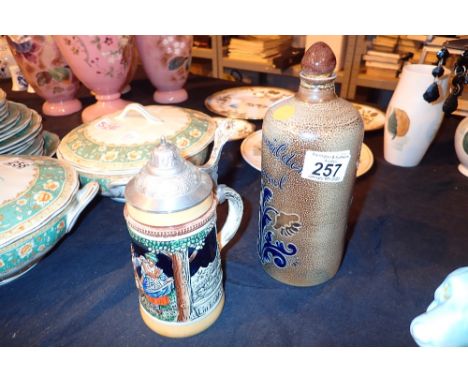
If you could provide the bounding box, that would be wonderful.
[199,118,235,185]
[115,103,163,124]
[216,184,243,251]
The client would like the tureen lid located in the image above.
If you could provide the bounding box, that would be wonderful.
[125,138,213,213]
[0,156,79,247]
[57,103,216,174]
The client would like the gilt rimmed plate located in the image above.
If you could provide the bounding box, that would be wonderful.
[0,103,33,141]
[352,103,385,131]
[0,109,42,154]
[212,117,256,141]
[0,103,8,121]
[10,134,43,156]
[240,130,374,177]
[205,86,294,120]
[43,131,60,157]
[0,102,21,132]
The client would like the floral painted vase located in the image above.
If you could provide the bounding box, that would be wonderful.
[54,35,135,123]
[6,35,82,116]
[136,35,192,104]
[384,64,449,167]
[121,44,140,94]
[0,36,16,79]
[454,117,468,177]
[124,139,243,337]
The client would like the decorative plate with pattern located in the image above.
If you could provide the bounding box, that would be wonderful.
[57,103,217,174]
[0,156,79,247]
[240,130,374,177]
[352,102,385,131]
[205,86,294,120]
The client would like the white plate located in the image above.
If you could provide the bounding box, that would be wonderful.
[241,130,374,177]
[240,129,262,170]
[356,142,374,177]
[205,86,294,120]
[212,117,256,141]
[352,102,385,131]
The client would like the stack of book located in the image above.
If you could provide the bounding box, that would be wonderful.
[371,35,399,53]
[227,36,292,66]
[397,36,424,62]
[363,50,403,78]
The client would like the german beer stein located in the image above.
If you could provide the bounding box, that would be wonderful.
[124,136,243,338]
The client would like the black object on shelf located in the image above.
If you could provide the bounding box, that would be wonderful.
[272,47,305,70]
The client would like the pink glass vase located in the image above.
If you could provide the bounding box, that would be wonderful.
[121,45,140,94]
[136,35,192,104]
[54,35,134,122]
[6,35,82,116]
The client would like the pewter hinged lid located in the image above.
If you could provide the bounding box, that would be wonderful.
[124,138,213,213]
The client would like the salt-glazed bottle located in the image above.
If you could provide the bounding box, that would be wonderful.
[124,137,243,338]
[258,42,364,286]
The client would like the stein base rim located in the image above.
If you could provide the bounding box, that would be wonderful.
[139,293,224,338]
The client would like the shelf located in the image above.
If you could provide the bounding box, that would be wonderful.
[221,58,344,83]
[355,72,399,91]
[222,57,285,75]
[192,47,215,60]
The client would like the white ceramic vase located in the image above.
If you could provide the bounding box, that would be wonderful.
[454,117,468,177]
[384,64,449,167]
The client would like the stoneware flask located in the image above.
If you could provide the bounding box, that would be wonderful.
[124,138,243,338]
[259,42,364,286]
[136,35,193,104]
[384,64,449,167]
[454,117,468,177]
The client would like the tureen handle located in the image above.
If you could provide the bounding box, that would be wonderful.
[65,181,100,233]
[199,119,234,184]
[216,184,244,251]
[115,103,163,124]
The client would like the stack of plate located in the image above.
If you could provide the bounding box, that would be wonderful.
[0,88,47,156]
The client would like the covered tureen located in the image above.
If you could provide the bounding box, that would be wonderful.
[0,156,99,284]
[57,103,220,200]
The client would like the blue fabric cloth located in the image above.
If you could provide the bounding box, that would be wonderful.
[0,76,467,346]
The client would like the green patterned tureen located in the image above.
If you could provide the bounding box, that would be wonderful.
[56,103,219,200]
[0,156,99,284]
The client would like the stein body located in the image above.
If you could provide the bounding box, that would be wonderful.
[124,138,242,337]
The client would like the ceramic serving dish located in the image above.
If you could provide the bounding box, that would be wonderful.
[0,156,99,284]
[56,103,218,200]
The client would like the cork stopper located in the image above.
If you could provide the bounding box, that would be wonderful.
[301,41,336,77]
